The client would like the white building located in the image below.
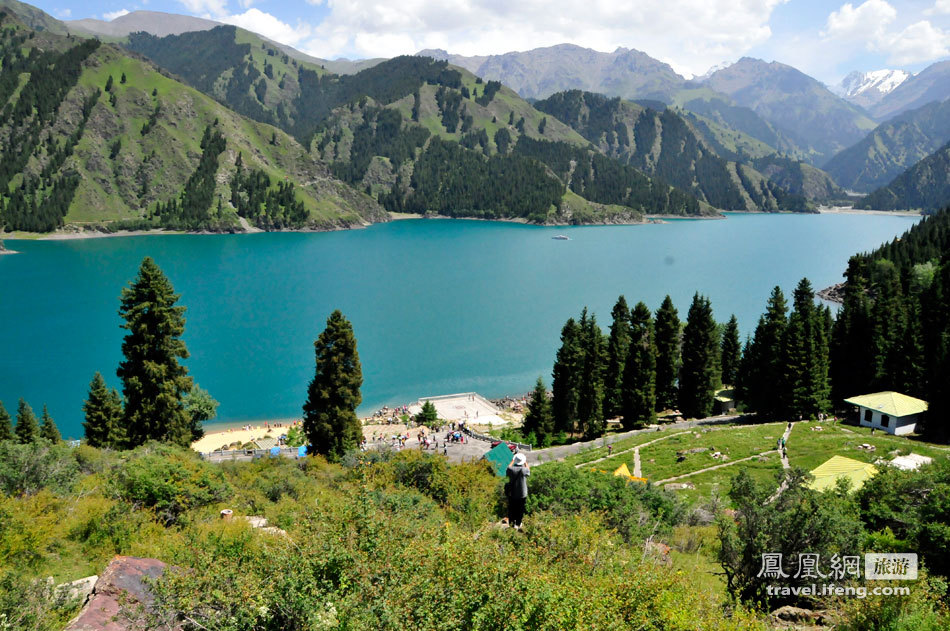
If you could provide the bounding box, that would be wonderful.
[844,391,928,436]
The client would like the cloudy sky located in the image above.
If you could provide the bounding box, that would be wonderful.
[41,0,950,84]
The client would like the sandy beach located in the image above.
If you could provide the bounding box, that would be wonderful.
[817,206,922,216]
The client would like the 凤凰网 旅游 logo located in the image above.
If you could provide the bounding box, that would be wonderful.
[865,553,918,580]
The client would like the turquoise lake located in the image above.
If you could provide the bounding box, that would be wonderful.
[0,213,920,439]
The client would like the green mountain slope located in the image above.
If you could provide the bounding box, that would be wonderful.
[533,90,822,211]
[698,58,878,165]
[120,26,715,221]
[0,12,383,233]
[869,61,950,121]
[824,99,950,193]
[855,142,950,211]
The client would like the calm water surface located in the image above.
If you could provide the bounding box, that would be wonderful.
[0,213,919,438]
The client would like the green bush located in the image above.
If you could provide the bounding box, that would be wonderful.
[108,442,231,524]
[0,440,79,497]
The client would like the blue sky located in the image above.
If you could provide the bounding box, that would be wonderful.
[34,0,950,84]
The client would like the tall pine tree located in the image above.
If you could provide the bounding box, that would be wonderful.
[679,294,719,419]
[831,267,876,403]
[83,372,126,448]
[15,398,39,444]
[117,257,194,448]
[302,310,363,461]
[654,296,681,411]
[621,302,656,429]
[39,405,61,443]
[0,401,12,441]
[782,278,830,418]
[551,317,583,436]
[720,315,741,387]
[522,377,554,446]
[576,309,607,439]
[603,295,631,419]
[738,287,787,417]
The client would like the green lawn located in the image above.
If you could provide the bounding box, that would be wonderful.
[785,422,950,472]
[674,452,784,507]
[562,426,688,468]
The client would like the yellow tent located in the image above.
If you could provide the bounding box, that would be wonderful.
[613,463,632,478]
[807,455,878,492]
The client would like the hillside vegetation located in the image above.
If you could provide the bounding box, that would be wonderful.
[855,141,950,211]
[0,12,384,233]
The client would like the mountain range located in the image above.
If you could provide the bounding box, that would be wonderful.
[1,0,949,232]
[835,69,909,110]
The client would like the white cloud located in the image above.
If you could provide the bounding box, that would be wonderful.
[238,0,255,8]
[822,0,896,41]
[926,0,950,15]
[822,1,950,66]
[103,9,131,21]
[882,20,950,64]
[54,8,71,18]
[293,0,789,77]
[178,0,229,18]
[219,9,312,46]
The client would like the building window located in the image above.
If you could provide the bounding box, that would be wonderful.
[882,414,890,428]
[864,409,872,423]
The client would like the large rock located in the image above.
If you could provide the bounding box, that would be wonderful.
[65,556,178,631]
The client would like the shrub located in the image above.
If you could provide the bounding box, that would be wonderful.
[0,440,79,497]
[109,443,231,524]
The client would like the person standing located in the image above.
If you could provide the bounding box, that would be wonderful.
[506,453,530,529]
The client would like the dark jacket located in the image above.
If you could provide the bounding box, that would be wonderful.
[505,464,530,499]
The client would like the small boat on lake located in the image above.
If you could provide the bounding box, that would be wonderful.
[552,235,570,240]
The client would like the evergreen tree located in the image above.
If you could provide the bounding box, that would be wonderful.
[739,287,787,417]
[679,294,719,419]
[720,315,741,387]
[0,401,12,441]
[576,310,607,439]
[117,257,194,448]
[183,385,218,441]
[830,267,876,403]
[782,278,831,418]
[522,377,554,446]
[39,405,61,443]
[14,398,39,444]
[302,310,363,461]
[603,295,631,419]
[416,400,438,426]
[654,295,681,411]
[621,302,656,429]
[82,372,125,448]
[551,318,583,435]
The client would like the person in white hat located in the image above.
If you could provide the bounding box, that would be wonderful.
[505,452,530,529]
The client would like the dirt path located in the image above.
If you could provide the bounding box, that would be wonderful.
[575,432,690,471]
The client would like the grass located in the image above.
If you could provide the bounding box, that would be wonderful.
[674,452,783,507]
[560,426,686,468]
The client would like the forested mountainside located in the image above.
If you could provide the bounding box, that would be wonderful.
[121,26,721,221]
[855,142,950,211]
[0,12,383,233]
[697,58,877,165]
[824,100,950,193]
[533,90,842,210]
[869,61,950,121]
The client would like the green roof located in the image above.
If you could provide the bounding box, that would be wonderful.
[844,391,928,417]
[482,442,514,477]
[807,455,878,493]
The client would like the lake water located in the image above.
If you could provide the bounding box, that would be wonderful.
[1,213,919,439]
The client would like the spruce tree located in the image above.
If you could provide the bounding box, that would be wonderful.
[302,310,363,461]
[782,278,831,418]
[603,295,631,419]
[0,401,12,441]
[522,377,554,446]
[576,310,607,439]
[720,315,741,387]
[621,302,657,429]
[117,257,194,448]
[416,400,438,426]
[679,294,719,419]
[551,318,583,436]
[654,296,681,411]
[740,287,787,416]
[39,405,61,443]
[15,398,40,444]
[83,372,125,448]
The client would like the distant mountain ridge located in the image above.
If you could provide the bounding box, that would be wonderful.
[870,61,950,121]
[67,10,219,38]
[416,44,687,102]
[695,57,877,165]
[856,141,950,211]
[824,99,950,193]
[836,69,910,109]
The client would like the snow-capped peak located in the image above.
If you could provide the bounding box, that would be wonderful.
[839,69,910,99]
[699,61,732,80]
